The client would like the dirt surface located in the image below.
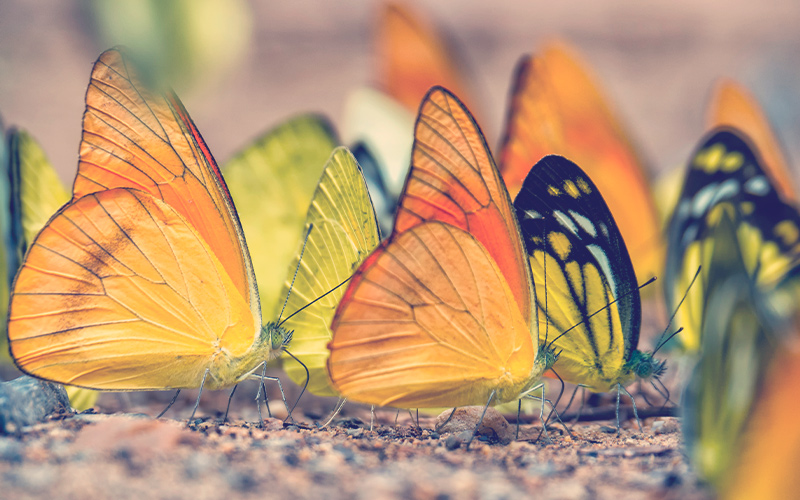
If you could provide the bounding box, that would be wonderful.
[0,404,710,500]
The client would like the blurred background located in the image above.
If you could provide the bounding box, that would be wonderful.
[0,0,799,185]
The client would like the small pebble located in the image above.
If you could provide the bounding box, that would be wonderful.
[600,426,618,434]
[445,435,462,450]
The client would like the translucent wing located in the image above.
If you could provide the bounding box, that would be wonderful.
[8,129,70,262]
[377,3,472,113]
[224,114,338,321]
[707,79,795,201]
[279,148,381,396]
[498,42,662,282]
[75,48,258,319]
[328,222,538,408]
[396,87,534,328]
[665,129,800,351]
[8,189,264,391]
[514,155,641,391]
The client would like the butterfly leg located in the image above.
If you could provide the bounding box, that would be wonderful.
[619,384,643,433]
[370,405,375,432]
[435,407,458,433]
[515,400,522,440]
[638,380,654,407]
[320,397,347,429]
[156,389,181,419]
[407,409,420,430]
[263,376,292,422]
[574,386,587,424]
[465,390,496,450]
[282,349,310,420]
[545,370,567,428]
[223,384,239,423]
[188,369,210,422]
[394,409,400,427]
[652,378,673,410]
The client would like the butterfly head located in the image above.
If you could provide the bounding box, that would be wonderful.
[538,343,561,372]
[625,350,667,381]
[262,321,294,355]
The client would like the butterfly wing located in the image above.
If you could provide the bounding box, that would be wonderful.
[514,155,641,392]
[328,221,537,408]
[279,148,381,396]
[665,129,800,352]
[224,114,339,321]
[74,48,259,319]
[395,86,535,328]
[376,3,471,113]
[498,42,661,282]
[8,188,263,391]
[707,79,795,201]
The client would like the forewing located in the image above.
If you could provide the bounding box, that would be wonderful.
[395,87,534,327]
[74,48,258,318]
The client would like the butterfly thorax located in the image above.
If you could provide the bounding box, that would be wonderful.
[204,322,292,390]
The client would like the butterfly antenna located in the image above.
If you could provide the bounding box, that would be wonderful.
[653,327,684,356]
[277,223,314,323]
[278,275,352,327]
[283,349,310,418]
[547,277,657,349]
[653,265,702,353]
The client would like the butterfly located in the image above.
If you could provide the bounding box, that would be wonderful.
[8,47,289,394]
[513,154,666,427]
[327,86,549,409]
[498,41,663,284]
[664,128,800,352]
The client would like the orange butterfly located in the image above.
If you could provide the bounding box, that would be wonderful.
[707,78,796,201]
[327,87,547,409]
[8,48,287,392]
[497,41,662,282]
[376,2,473,114]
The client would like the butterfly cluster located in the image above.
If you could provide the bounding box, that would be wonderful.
[1,3,798,498]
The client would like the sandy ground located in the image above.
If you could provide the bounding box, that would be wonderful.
[0,403,710,500]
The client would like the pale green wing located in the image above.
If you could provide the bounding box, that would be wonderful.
[9,130,70,260]
[224,115,338,323]
[278,147,381,396]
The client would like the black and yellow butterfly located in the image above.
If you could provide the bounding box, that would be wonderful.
[513,155,666,428]
[664,128,800,353]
